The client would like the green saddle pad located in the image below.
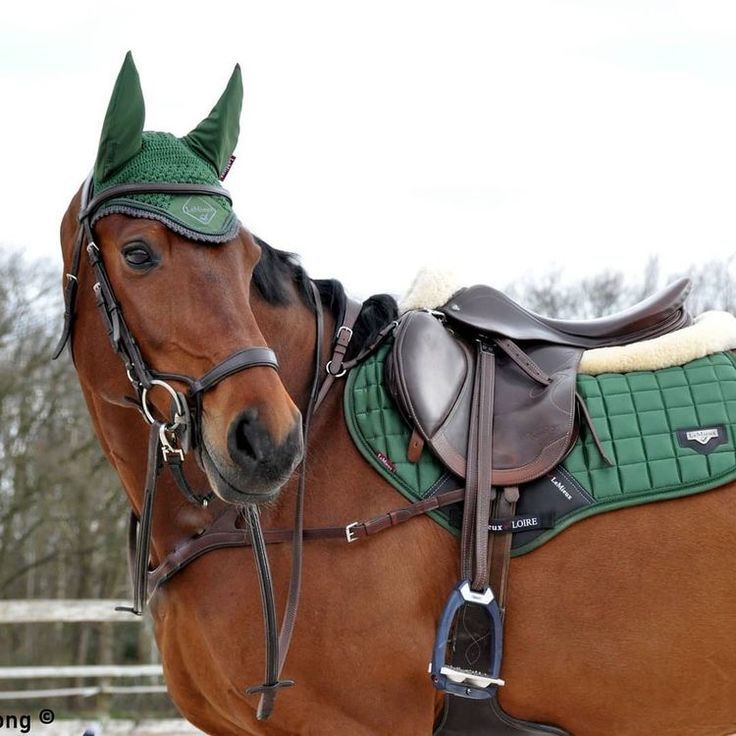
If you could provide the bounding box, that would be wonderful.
[344,340,736,556]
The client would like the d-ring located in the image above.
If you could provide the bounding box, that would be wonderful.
[325,360,347,378]
[141,379,186,425]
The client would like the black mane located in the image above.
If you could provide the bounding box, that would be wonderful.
[252,236,398,359]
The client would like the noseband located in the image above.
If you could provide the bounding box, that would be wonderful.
[54,174,280,483]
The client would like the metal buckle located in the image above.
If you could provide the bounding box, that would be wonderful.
[336,325,354,343]
[160,444,185,462]
[325,325,355,377]
[159,423,185,462]
[345,522,359,543]
[422,309,446,320]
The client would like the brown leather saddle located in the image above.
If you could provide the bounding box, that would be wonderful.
[386,278,692,734]
[387,278,692,487]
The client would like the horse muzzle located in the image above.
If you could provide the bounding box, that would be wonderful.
[200,411,304,504]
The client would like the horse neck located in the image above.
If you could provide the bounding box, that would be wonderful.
[77,274,334,560]
[250,286,336,416]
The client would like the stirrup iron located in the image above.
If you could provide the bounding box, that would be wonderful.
[429,580,504,700]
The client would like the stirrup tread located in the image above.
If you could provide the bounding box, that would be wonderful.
[439,665,505,689]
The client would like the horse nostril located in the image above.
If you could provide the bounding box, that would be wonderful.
[231,408,263,463]
[242,407,258,424]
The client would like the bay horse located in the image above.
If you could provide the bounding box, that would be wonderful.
[58,54,736,735]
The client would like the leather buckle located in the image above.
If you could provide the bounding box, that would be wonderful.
[336,325,354,343]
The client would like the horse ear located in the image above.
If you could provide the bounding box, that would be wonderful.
[183,64,243,176]
[94,51,145,182]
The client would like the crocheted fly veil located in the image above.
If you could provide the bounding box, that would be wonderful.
[91,52,242,243]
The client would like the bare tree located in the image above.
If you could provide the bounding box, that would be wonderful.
[508,256,736,318]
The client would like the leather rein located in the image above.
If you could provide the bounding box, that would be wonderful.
[54,175,465,719]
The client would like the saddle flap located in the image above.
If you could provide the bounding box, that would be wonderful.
[387,312,583,485]
[387,310,469,438]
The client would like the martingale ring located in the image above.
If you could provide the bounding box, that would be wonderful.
[141,379,187,427]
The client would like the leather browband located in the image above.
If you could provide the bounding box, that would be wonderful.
[79,182,232,221]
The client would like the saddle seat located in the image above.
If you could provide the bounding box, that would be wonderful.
[387,279,692,486]
[442,277,691,348]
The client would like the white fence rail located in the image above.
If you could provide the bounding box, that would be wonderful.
[2,599,201,733]
[0,684,168,700]
[0,664,164,679]
[0,599,137,623]
[1,599,165,701]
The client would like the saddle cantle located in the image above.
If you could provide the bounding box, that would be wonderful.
[387,278,692,485]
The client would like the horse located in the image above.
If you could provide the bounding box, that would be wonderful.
[57,53,736,736]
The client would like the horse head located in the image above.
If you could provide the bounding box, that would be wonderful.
[59,52,303,505]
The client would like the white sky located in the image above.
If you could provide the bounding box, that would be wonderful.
[3,0,736,299]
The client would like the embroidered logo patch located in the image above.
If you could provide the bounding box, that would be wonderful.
[182,196,217,225]
[375,451,396,473]
[489,513,554,533]
[676,425,728,455]
[220,154,236,181]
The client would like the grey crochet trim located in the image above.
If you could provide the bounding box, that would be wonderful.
[91,205,240,244]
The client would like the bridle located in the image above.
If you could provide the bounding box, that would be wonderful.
[54,174,280,475]
[54,173,326,717]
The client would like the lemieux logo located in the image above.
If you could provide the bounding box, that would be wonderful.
[676,425,727,455]
[685,428,720,445]
[182,196,217,225]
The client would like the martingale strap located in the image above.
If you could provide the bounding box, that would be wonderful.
[144,486,468,598]
[251,281,325,721]
[116,422,165,616]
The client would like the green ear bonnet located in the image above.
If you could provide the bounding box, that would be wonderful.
[92,52,242,243]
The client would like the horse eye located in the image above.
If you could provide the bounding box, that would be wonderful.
[122,244,156,270]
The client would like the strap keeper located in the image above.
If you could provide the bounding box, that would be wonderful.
[86,242,100,263]
[245,679,295,695]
